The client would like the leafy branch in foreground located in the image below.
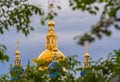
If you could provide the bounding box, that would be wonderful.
[1,0,120,45]
[0,0,44,36]
[0,50,120,82]
[70,0,120,45]
[0,44,9,62]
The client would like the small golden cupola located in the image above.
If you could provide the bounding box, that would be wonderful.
[15,40,21,66]
[36,2,65,69]
[84,42,91,69]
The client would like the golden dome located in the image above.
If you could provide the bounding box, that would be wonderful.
[37,49,65,61]
[48,20,55,26]
[15,50,21,54]
[35,19,65,69]
[84,53,89,57]
[37,49,65,69]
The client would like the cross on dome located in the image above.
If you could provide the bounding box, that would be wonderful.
[16,40,20,51]
[84,42,89,54]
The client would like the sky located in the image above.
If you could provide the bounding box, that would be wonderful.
[0,0,120,76]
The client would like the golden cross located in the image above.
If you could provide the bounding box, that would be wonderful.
[48,0,54,13]
[49,4,54,13]
[84,42,89,53]
[16,40,20,50]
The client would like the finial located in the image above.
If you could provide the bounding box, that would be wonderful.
[48,0,55,20]
[15,40,20,54]
[49,4,54,14]
[48,0,54,13]
[84,41,89,54]
[16,40,20,51]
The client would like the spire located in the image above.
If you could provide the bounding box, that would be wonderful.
[14,40,21,66]
[27,60,30,68]
[85,42,89,54]
[46,0,57,50]
[15,40,21,54]
[48,0,55,26]
[84,42,91,69]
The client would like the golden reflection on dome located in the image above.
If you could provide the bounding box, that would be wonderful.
[37,49,65,69]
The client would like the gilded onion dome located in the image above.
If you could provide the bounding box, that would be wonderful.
[36,20,65,69]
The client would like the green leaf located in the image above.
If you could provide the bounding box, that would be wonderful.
[109,7,120,17]
[94,6,99,11]
[0,44,9,62]
[41,20,45,25]
[30,26,34,31]
[57,6,61,10]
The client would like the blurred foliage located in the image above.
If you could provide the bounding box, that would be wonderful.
[71,0,120,45]
[0,0,44,36]
[0,44,9,62]
[0,0,119,81]
[0,50,120,82]
[0,0,44,62]
[77,49,120,82]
